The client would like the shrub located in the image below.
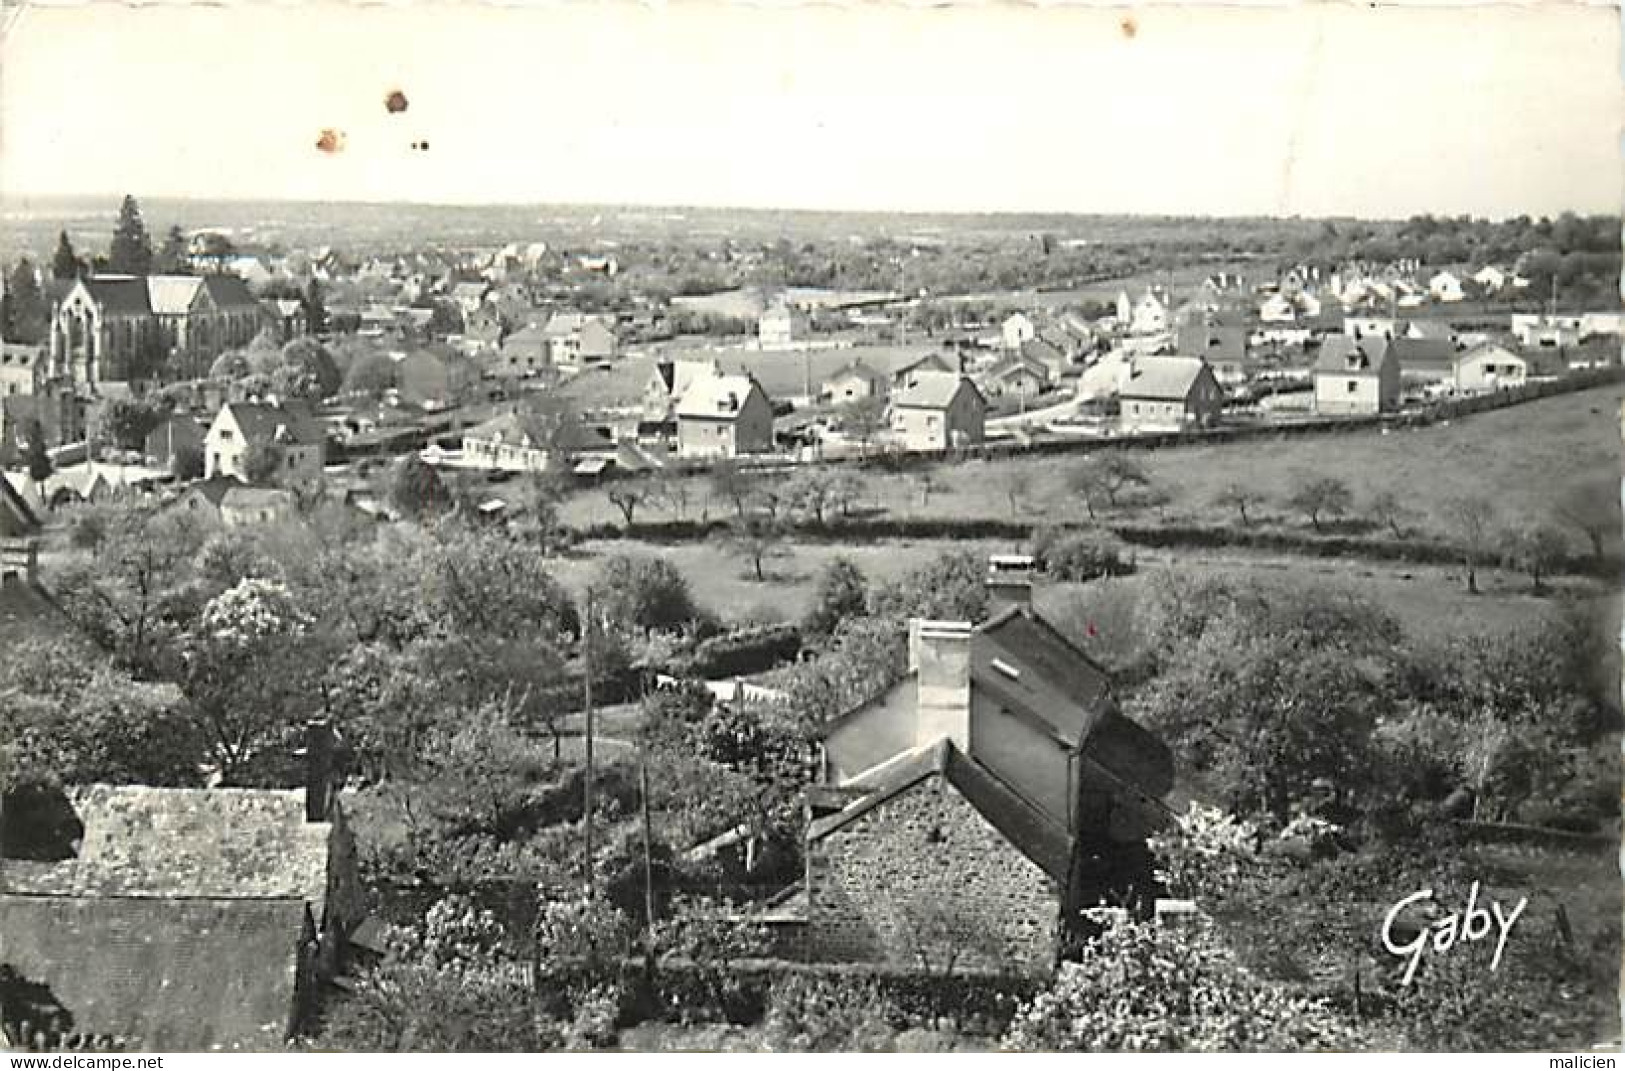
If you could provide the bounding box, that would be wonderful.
[1031,527,1134,582]
[1002,919,1359,1051]
[1147,802,1261,902]
[760,974,899,1052]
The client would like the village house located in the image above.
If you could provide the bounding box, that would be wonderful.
[203,399,327,484]
[1019,336,1070,381]
[1428,271,1466,303]
[798,559,1174,975]
[143,412,207,472]
[1472,265,1508,293]
[1000,312,1036,351]
[0,725,366,1051]
[1452,341,1529,394]
[393,347,477,410]
[1312,335,1400,415]
[1343,315,1397,341]
[1116,356,1223,434]
[264,299,309,344]
[888,370,986,452]
[819,359,889,405]
[543,312,618,369]
[674,372,775,459]
[890,352,956,391]
[1388,337,1460,387]
[1,344,43,397]
[460,410,551,473]
[0,482,58,648]
[1511,314,1583,351]
[1174,324,1248,384]
[495,323,552,378]
[759,298,809,349]
[1129,289,1169,336]
[644,357,721,423]
[981,353,1050,402]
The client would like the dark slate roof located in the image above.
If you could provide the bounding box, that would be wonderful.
[80,277,152,316]
[976,606,1174,798]
[225,400,326,447]
[201,274,261,310]
[808,739,1073,884]
[0,477,41,537]
[1389,337,1457,374]
[1175,324,1247,364]
[0,573,76,649]
[0,894,307,1051]
[185,474,244,508]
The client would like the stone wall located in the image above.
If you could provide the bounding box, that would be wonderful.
[807,774,1059,976]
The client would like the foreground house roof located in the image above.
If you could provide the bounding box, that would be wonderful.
[808,738,1074,884]
[2,786,333,911]
[0,894,310,1051]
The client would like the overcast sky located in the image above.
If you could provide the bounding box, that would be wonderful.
[1,1,1619,219]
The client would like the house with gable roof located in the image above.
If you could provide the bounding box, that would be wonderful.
[888,370,985,452]
[1116,356,1222,433]
[799,558,1174,975]
[819,358,889,405]
[674,372,774,459]
[1313,335,1400,415]
[0,725,365,1051]
[203,399,327,484]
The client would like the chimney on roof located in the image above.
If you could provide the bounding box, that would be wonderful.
[304,719,336,823]
[986,554,1035,615]
[0,538,39,588]
[907,619,973,751]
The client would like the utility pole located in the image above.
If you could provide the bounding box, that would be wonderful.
[639,756,656,944]
[581,589,595,899]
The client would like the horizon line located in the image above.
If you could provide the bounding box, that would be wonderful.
[3,191,1612,228]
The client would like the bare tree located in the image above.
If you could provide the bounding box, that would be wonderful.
[1367,488,1412,539]
[839,394,889,455]
[1284,475,1353,533]
[606,481,649,529]
[1214,482,1267,527]
[1442,495,1497,594]
[709,458,756,520]
[653,468,693,520]
[788,470,837,527]
[830,471,866,519]
[719,517,786,582]
[913,469,940,507]
[1502,522,1568,595]
[1068,449,1149,519]
[1006,468,1033,516]
[1552,478,1615,568]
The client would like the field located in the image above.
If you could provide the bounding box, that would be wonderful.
[561,382,1625,551]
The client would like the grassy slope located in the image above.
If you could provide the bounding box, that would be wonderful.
[560,383,1625,549]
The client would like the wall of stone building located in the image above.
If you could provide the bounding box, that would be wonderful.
[806,774,1060,976]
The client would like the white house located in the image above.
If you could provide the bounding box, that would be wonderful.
[758,300,809,349]
[1453,342,1527,394]
[1001,313,1036,351]
[1130,290,1169,335]
[1429,272,1466,303]
[1472,266,1507,293]
[203,400,326,484]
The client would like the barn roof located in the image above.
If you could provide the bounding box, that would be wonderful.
[2,786,333,912]
[0,894,308,1051]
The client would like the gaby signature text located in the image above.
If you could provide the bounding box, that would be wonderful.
[1380,881,1528,986]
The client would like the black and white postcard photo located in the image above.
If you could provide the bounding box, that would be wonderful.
[0,0,1618,1056]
